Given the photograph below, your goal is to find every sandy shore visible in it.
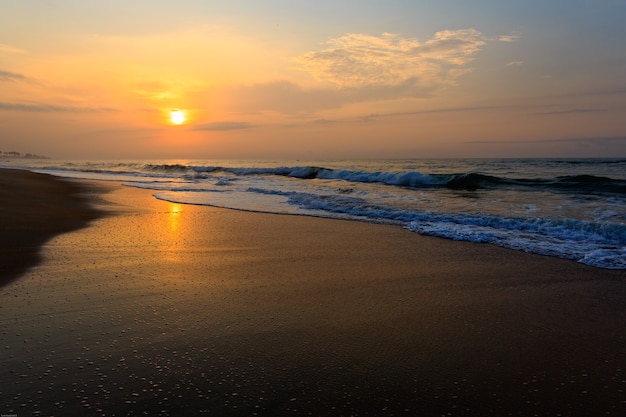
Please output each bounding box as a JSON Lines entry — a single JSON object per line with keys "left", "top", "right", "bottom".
{"left": 0, "top": 169, "right": 105, "bottom": 286}
{"left": 1, "top": 169, "right": 625, "bottom": 416}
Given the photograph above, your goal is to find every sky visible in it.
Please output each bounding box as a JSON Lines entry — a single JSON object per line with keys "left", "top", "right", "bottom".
{"left": 1, "top": 0, "right": 625, "bottom": 159}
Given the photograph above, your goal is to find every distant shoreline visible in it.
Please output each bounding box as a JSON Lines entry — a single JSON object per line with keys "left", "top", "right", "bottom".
{"left": 0, "top": 151, "right": 50, "bottom": 159}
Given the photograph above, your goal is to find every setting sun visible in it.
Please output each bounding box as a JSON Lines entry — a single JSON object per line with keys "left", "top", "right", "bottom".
{"left": 169, "top": 110, "right": 186, "bottom": 125}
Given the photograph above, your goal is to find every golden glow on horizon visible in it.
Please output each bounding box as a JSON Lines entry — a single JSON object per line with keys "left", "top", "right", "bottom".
{"left": 1, "top": 3, "right": 624, "bottom": 159}
{"left": 169, "top": 110, "right": 186, "bottom": 125}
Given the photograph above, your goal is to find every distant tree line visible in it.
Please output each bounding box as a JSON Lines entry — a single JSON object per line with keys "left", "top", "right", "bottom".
{"left": 0, "top": 150, "right": 49, "bottom": 159}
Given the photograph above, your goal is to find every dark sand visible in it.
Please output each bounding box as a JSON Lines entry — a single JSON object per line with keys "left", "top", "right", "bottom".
{"left": 0, "top": 168, "right": 105, "bottom": 285}
{"left": 0, "top": 169, "right": 625, "bottom": 416}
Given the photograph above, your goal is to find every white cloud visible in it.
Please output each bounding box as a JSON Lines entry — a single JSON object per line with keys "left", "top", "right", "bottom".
{"left": 506, "top": 60, "right": 524, "bottom": 67}
{"left": 192, "top": 121, "right": 254, "bottom": 131}
{"left": 226, "top": 29, "right": 521, "bottom": 115}
{"left": 498, "top": 34, "right": 521, "bottom": 42}
{"left": 295, "top": 29, "right": 487, "bottom": 91}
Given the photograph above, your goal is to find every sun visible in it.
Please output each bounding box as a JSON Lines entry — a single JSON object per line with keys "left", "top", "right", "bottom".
{"left": 169, "top": 109, "right": 186, "bottom": 125}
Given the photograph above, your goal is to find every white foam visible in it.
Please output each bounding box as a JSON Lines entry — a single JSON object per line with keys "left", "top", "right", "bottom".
{"left": 154, "top": 185, "right": 626, "bottom": 269}
{"left": 580, "top": 248, "right": 626, "bottom": 269}
{"left": 8, "top": 159, "right": 625, "bottom": 270}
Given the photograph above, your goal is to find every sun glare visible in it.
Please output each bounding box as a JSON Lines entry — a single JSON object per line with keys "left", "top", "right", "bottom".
{"left": 169, "top": 110, "right": 186, "bottom": 125}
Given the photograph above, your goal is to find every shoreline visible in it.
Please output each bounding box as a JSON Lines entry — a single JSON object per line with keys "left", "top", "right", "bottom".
{"left": 0, "top": 168, "right": 109, "bottom": 286}
{"left": 1, "top": 168, "right": 625, "bottom": 416}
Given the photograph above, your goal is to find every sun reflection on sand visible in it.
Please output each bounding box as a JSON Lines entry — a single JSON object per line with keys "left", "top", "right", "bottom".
{"left": 168, "top": 203, "right": 183, "bottom": 232}
{"left": 163, "top": 203, "right": 184, "bottom": 264}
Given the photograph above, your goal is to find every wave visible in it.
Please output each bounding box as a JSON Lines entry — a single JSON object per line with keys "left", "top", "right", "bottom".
{"left": 142, "top": 163, "right": 626, "bottom": 195}
{"left": 446, "top": 173, "right": 626, "bottom": 194}
{"left": 145, "top": 163, "right": 192, "bottom": 173}
{"left": 548, "top": 158, "right": 626, "bottom": 165}
{"left": 27, "top": 158, "right": 624, "bottom": 269}
{"left": 35, "top": 161, "right": 626, "bottom": 196}
{"left": 158, "top": 187, "right": 626, "bottom": 269}
{"left": 265, "top": 187, "right": 626, "bottom": 269}
{"left": 253, "top": 188, "right": 626, "bottom": 242}
{"left": 550, "top": 175, "right": 626, "bottom": 194}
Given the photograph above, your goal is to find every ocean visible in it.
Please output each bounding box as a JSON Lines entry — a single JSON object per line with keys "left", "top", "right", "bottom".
{"left": 3, "top": 158, "right": 625, "bottom": 269}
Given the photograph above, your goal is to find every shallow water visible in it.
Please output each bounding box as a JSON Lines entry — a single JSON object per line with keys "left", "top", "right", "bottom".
{"left": 4, "top": 157, "right": 626, "bottom": 268}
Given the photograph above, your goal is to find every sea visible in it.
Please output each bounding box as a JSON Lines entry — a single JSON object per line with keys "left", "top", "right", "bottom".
{"left": 3, "top": 158, "right": 626, "bottom": 269}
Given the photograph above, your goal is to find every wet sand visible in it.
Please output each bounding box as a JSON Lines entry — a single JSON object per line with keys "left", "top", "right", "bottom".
{"left": 1, "top": 169, "right": 625, "bottom": 416}
{"left": 0, "top": 168, "right": 105, "bottom": 285}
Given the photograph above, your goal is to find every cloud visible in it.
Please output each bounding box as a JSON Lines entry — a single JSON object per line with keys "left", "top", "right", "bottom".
{"left": 341, "top": 104, "right": 505, "bottom": 124}
{"left": 228, "top": 78, "right": 440, "bottom": 115}
{"left": 466, "top": 136, "right": 626, "bottom": 145}
{"left": 498, "top": 34, "right": 521, "bottom": 42}
{"left": 547, "top": 88, "right": 626, "bottom": 99}
{"left": 505, "top": 61, "right": 523, "bottom": 67}
{"left": 295, "top": 29, "right": 488, "bottom": 92}
{"left": 312, "top": 118, "right": 342, "bottom": 125}
{"left": 381, "top": 104, "right": 502, "bottom": 117}
{"left": 225, "top": 29, "right": 519, "bottom": 115}
{"left": 0, "top": 43, "right": 27, "bottom": 54}
{"left": 133, "top": 80, "right": 185, "bottom": 101}
{"left": 0, "top": 101, "right": 116, "bottom": 113}
{"left": 192, "top": 121, "right": 254, "bottom": 131}
{"left": 535, "top": 108, "right": 605, "bottom": 115}
{"left": 284, "top": 104, "right": 506, "bottom": 127}
{"left": 0, "top": 69, "right": 31, "bottom": 82}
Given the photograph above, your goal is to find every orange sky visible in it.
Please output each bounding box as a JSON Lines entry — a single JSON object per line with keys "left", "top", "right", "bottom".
{"left": 1, "top": 1, "right": 625, "bottom": 159}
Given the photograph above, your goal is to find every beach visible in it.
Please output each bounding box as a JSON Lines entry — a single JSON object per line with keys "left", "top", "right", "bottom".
{"left": 1, "top": 169, "right": 625, "bottom": 416}
{"left": 0, "top": 169, "right": 104, "bottom": 286}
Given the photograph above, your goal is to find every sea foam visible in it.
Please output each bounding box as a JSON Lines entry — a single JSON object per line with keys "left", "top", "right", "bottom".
{"left": 7, "top": 157, "right": 625, "bottom": 269}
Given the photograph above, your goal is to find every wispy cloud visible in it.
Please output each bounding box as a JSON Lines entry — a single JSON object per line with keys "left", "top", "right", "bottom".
{"left": 0, "top": 43, "right": 27, "bottom": 54}
{"left": 498, "top": 34, "right": 521, "bottom": 42}
{"left": 133, "top": 80, "right": 185, "bottom": 101}
{"left": 282, "top": 104, "right": 506, "bottom": 127}
{"left": 227, "top": 29, "right": 520, "bottom": 114}
{"left": 535, "top": 108, "right": 605, "bottom": 115}
{"left": 545, "top": 88, "right": 626, "bottom": 99}
{"left": 295, "top": 29, "right": 489, "bottom": 92}
{"left": 0, "top": 101, "right": 116, "bottom": 113}
{"left": 0, "top": 69, "right": 31, "bottom": 82}
{"left": 351, "top": 104, "right": 503, "bottom": 124}
{"left": 192, "top": 121, "right": 254, "bottom": 131}
{"left": 466, "top": 136, "right": 626, "bottom": 145}
{"left": 312, "top": 118, "right": 341, "bottom": 125}
{"left": 229, "top": 78, "right": 445, "bottom": 114}
{"left": 505, "top": 60, "right": 523, "bottom": 67}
